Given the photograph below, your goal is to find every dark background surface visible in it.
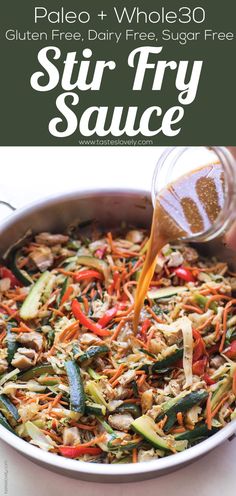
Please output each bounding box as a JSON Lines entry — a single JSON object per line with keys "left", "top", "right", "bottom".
{"left": 1, "top": 0, "right": 236, "bottom": 145}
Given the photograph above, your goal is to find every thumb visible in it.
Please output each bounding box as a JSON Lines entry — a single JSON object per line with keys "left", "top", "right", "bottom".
{"left": 225, "top": 220, "right": 236, "bottom": 250}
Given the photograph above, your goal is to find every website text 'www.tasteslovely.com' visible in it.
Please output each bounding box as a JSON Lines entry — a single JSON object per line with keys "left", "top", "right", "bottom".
{"left": 78, "top": 138, "right": 153, "bottom": 145}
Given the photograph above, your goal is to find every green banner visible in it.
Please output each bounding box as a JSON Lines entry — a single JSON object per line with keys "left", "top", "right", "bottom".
{"left": 1, "top": 0, "right": 236, "bottom": 145}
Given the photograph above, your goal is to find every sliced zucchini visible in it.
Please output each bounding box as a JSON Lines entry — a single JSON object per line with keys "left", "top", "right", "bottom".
{"left": 85, "top": 380, "right": 108, "bottom": 409}
{"left": 8, "top": 250, "right": 33, "bottom": 286}
{"left": 85, "top": 402, "right": 106, "bottom": 416}
{"left": 157, "top": 390, "right": 208, "bottom": 432}
{"left": 77, "top": 345, "right": 109, "bottom": 365}
{"left": 115, "top": 402, "right": 141, "bottom": 419}
{"left": 0, "top": 411, "right": 16, "bottom": 434}
{"left": 147, "top": 286, "right": 188, "bottom": 301}
{"left": 0, "top": 394, "right": 19, "bottom": 427}
{"left": 210, "top": 376, "right": 232, "bottom": 412}
{"left": 175, "top": 423, "right": 219, "bottom": 442}
{"left": 19, "top": 364, "right": 55, "bottom": 381}
{"left": 19, "top": 271, "right": 51, "bottom": 320}
{"left": 131, "top": 415, "right": 187, "bottom": 452}
{"left": 152, "top": 348, "right": 183, "bottom": 373}
{"left": 6, "top": 324, "right": 18, "bottom": 364}
{"left": 65, "top": 361, "right": 85, "bottom": 415}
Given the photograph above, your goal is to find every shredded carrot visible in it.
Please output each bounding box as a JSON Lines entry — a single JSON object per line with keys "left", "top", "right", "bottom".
{"left": 109, "top": 319, "right": 126, "bottom": 342}
{"left": 146, "top": 306, "right": 165, "bottom": 323}
{"left": 74, "top": 433, "right": 106, "bottom": 448}
{"left": 206, "top": 392, "right": 212, "bottom": 430}
{"left": 156, "top": 415, "right": 167, "bottom": 430}
{"left": 42, "top": 429, "right": 63, "bottom": 444}
{"left": 132, "top": 448, "right": 138, "bottom": 463}
{"left": 233, "top": 369, "right": 236, "bottom": 397}
{"left": 215, "top": 320, "right": 221, "bottom": 340}
{"left": 122, "top": 398, "right": 141, "bottom": 404}
{"left": 211, "top": 393, "right": 230, "bottom": 418}
{"left": 123, "top": 281, "right": 137, "bottom": 304}
{"left": 73, "top": 423, "right": 97, "bottom": 431}
{"left": 146, "top": 328, "right": 155, "bottom": 350}
{"left": 137, "top": 373, "right": 146, "bottom": 388}
{"left": 205, "top": 294, "right": 231, "bottom": 309}
{"left": 57, "top": 320, "right": 80, "bottom": 342}
{"left": 109, "top": 364, "right": 126, "bottom": 385}
{"left": 49, "top": 308, "right": 65, "bottom": 317}
{"left": 177, "top": 412, "right": 183, "bottom": 426}
{"left": 171, "top": 427, "right": 186, "bottom": 434}
{"left": 20, "top": 321, "right": 33, "bottom": 332}
{"left": 0, "top": 330, "right": 6, "bottom": 343}
{"left": 195, "top": 315, "right": 214, "bottom": 333}
{"left": 220, "top": 299, "right": 236, "bottom": 351}
{"left": 182, "top": 304, "right": 203, "bottom": 314}
{"left": 116, "top": 303, "right": 134, "bottom": 318}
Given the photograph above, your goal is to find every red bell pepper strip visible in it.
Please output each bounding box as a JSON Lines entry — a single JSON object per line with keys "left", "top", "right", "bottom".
{"left": 193, "top": 338, "right": 206, "bottom": 362}
{"left": 98, "top": 306, "right": 118, "bottom": 327}
{"left": 61, "top": 286, "right": 73, "bottom": 305}
{"left": 192, "top": 356, "right": 207, "bottom": 376}
{"left": 0, "top": 266, "right": 21, "bottom": 288}
{"left": 203, "top": 373, "right": 216, "bottom": 385}
{"left": 74, "top": 270, "right": 103, "bottom": 283}
{"left": 59, "top": 446, "right": 102, "bottom": 459}
{"left": 174, "top": 267, "right": 195, "bottom": 283}
{"left": 223, "top": 340, "right": 236, "bottom": 360}
{"left": 71, "top": 299, "right": 110, "bottom": 337}
{"left": 207, "top": 343, "right": 220, "bottom": 355}
{"left": 140, "top": 319, "right": 152, "bottom": 337}
{"left": 193, "top": 328, "right": 207, "bottom": 361}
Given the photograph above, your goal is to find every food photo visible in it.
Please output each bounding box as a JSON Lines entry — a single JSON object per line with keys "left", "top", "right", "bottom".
{"left": 0, "top": 146, "right": 236, "bottom": 484}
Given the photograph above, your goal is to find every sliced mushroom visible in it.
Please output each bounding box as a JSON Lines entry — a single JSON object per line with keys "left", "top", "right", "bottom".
{"left": 182, "top": 246, "right": 199, "bottom": 263}
{"left": 125, "top": 230, "right": 144, "bottom": 244}
{"left": 12, "top": 347, "right": 37, "bottom": 369}
{"left": 210, "top": 355, "right": 225, "bottom": 369}
{"left": 0, "top": 278, "right": 11, "bottom": 292}
{"left": 0, "top": 358, "right": 8, "bottom": 374}
{"left": 63, "top": 427, "right": 81, "bottom": 446}
{"left": 108, "top": 413, "right": 133, "bottom": 432}
{"left": 118, "top": 370, "right": 136, "bottom": 386}
{"left": 35, "top": 232, "right": 69, "bottom": 246}
{"left": 79, "top": 333, "right": 102, "bottom": 346}
{"left": 16, "top": 332, "right": 43, "bottom": 352}
{"left": 29, "top": 246, "right": 53, "bottom": 271}
{"left": 167, "top": 251, "right": 184, "bottom": 268}
{"left": 141, "top": 389, "right": 153, "bottom": 413}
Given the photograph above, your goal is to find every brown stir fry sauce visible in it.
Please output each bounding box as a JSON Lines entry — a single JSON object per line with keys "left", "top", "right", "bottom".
{"left": 134, "top": 163, "right": 225, "bottom": 329}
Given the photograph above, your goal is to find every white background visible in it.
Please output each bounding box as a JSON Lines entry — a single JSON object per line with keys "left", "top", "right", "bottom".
{"left": 0, "top": 146, "right": 235, "bottom": 495}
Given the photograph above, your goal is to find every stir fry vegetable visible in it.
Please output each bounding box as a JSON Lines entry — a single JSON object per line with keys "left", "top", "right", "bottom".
{"left": 0, "top": 228, "right": 236, "bottom": 464}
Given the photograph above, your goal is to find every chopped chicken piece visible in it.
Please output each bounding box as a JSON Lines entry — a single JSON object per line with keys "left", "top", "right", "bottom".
{"left": 63, "top": 427, "right": 81, "bottom": 446}
{"left": 29, "top": 246, "right": 53, "bottom": 271}
{"left": 182, "top": 247, "right": 199, "bottom": 263}
{"left": 119, "top": 370, "right": 136, "bottom": 386}
{"left": 79, "top": 333, "right": 102, "bottom": 345}
{"left": 0, "top": 358, "right": 8, "bottom": 374}
{"left": 210, "top": 355, "right": 225, "bottom": 369}
{"left": 108, "top": 413, "right": 133, "bottom": 431}
{"left": 126, "top": 230, "right": 144, "bottom": 244}
{"left": 17, "top": 332, "right": 43, "bottom": 352}
{"left": 12, "top": 347, "right": 37, "bottom": 369}
{"left": 167, "top": 251, "right": 184, "bottom": 267}
{"left": 0, "top": 278, "right": 11, "bottom": 292}
{"left": 35, "top": 233, "right": 69, "bottom": 246}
